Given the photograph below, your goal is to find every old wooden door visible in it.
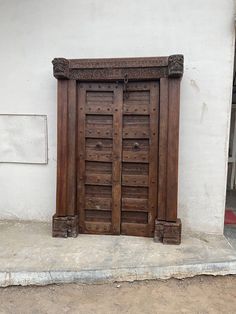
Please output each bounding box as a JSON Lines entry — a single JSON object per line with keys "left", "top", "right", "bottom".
{"left": 77, "top": 81, "right": 159, "bottom": 237}
{"left": 52, "top": 55, "right": 183, "bottom": 244}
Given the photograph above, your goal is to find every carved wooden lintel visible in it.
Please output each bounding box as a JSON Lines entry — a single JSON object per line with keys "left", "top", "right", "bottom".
{"left": 52, "top": 55, "right": 184, "bottom": 81}
{"left": 52, "top": 215, "right": 79, "bottom": 238}
{"left": 154, "top": 219, "right": 182, "bottom": 245}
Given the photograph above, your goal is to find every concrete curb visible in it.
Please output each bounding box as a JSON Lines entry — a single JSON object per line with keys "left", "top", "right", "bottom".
{"left": 1, "top": 261, "right": 236, "bottom": 287}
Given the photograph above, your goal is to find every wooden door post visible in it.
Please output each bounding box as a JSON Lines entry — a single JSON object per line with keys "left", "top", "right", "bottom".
{"left": 52, "top": 62, "right": 78, "bottom": 237}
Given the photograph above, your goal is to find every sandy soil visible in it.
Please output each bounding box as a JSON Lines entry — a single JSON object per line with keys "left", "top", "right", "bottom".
{"left": 0, "top": 276, "right": 236, "bottom": 314}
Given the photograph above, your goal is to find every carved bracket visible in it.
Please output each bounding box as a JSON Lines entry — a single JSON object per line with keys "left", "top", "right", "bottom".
{"left": 52, "top": 215, "right": 79, "bottom": 238}
{"left": 154, "top": 219, "right": 182, "bottom": 244}
{"left": 52, "top": 55, "right": 184, "bottom": 80}
{"left": 52, "top": 58, "right": 69, "bottom": 79}
{"left": 168, "top": 55, "right": 184, "bottom": 78}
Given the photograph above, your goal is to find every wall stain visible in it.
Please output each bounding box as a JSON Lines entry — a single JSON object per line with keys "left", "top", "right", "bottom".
{"left": 190, "top": 79, "right": 200, "bottom": 92}
{"left": 204, "top": 183, "right": 210, "bottom": 207}
{"left": 200, "top": 102, "right": 208, "bottom": 123}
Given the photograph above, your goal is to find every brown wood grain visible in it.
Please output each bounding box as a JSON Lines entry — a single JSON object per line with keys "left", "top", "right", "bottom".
{"left": 120, "top": 82, "right": 158, "bottom": 237}
{"left": 77, "top": 84, "right": 86, "bottom": 231}
{"left": 148, "top": 82, "right": 159, "bottom": 236}
{"left": 111, "top": 84, "right": 123, "bottom": 234}
{"left": 85, "top": 173, "right": 112, "bottom": 185}
{"left": 67, "top": 80, "right": 77, "bottom": 216}
{"left": 121, "top": 223, "right": 149, "bottom": 237}
{"left": 122, "top": 198, "right": 148, "bottom": 212}
{"left": 166, "top": 79, "right": 180, "bottom": 221}
{"left": 85, "top": 197, "right": 112, "bottom": 210}
{"left": 56, "top": 80, "right": 68, "bottom": 216}
{"left": 123, "top": 115, "right": 149, "bottom": 139}
{"left": 158, "top": 78, "right": 169, "bottom": 220}
{"left": 84, "top": 221, "right": 112, "bottom": 234}
{"left": 122, "top": 175, "right": 148, "bottom": 187}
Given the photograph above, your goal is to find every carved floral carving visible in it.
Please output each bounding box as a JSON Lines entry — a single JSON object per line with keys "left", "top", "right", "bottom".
{"left": 52, "top": 58, "right": 69, "bottom": 79}
{"left": 168, "top": 55, "right": 184, "bottom": 78}
{"left": 70, "top": 57, "right": 168, "bottom": 69}
{"left": 69, "top": 67, "right": 167, "bottom": 81}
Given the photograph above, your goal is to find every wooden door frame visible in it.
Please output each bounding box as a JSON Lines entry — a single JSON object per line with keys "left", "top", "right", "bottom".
{"left": 52, "top": 55, "right": 184, "bottom": 244}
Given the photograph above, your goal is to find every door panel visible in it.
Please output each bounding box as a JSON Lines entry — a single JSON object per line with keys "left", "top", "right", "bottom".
{"left": 78, "top": 81, "right": 159, "bottom": 237}
{"left": 85, "top": 91, "right": 114, "bottom": 114}
{"left": 123, "top": 115, "right": 150, "bottom": 138}
{"left": 121, "top": 82, "right": 159, "bottom": 237}
{"left": 122, "top": 163, "right": 149, "bottom": 186}
{"left": 85, "top": 139, "right": 113, "bottom": 162}
{"left": 122, "top": 139, "right": 149, "bottom": 162}
{"left": 78, "top": 83, "right": 121, "bottom": 235}
{"left": 85, "top": 115, "right": 113, "bottom": 138}
{"left": 123, "top": 90, "right": 150, "bottom": 114}
{"left": 85, "top": 162, "right": 112, "bottom": 185}
{"left": 122, "top": 198, "right": 148, "bottom": 211}
{"left": 121, "top": 211, "right": 148, "bottom": 224}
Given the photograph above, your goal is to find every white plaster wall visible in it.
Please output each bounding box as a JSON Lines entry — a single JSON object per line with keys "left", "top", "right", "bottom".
{"left": 0, "top": 0, "right": 235, "bottom": 233}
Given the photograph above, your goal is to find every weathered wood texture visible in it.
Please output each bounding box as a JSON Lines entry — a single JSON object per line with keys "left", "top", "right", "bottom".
{"left": 52, "top": 55, "right": 183, "bottom": 81}
{"left": 52, "top": 55, "right": 183, "bottom": 244}
{"left": 154, "top": 219, "right": 182, "bottom": 245}
{"left": 53, "top": 80, "right": 78, "bottom": 238}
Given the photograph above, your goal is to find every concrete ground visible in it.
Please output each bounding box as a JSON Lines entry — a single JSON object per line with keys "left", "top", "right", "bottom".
{"left": 0, "top": 276, "right": 236, "bottom": 314}
{"left": 224, "top": 225, "right": 236, "bottom": 249}
{"left": 224, "top": 188, "right": 236, "bottom": 249}
{"left": 1, "top": 220, "right": 236, "bottom": 286}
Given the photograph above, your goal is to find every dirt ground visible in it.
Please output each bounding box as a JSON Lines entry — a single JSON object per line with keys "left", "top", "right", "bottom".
{"left": 0, "top": 276, "right": 236, "bottom": 314}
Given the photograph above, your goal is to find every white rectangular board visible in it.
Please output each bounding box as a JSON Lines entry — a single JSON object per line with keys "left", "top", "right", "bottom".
{"left": 0, "top": 115, "right": 48, "bottom": 164}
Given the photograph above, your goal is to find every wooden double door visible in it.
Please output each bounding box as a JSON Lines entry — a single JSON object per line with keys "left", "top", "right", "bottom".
{"left": 77, "top": 81, "right": 159, "bottom": 237}
{"left": 52, "top": 55, "right": 183, "bottom": 243}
